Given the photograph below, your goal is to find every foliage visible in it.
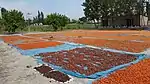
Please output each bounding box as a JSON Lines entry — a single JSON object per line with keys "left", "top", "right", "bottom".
{"left": 82, "top": 0, "right": 102, "bottom": 28}
{"left": 82, "top": 0, "right": 147, "bottom": 28}
{"left": 23, "top": 25, "right": 54, "bottom": 32}
{"left": 45, "top": 13, "right": 70, "bottom": 31}
{"left": 38, "top": 11, "right": 41, "bottom": 24}
{"left": 1, "top": 8, "right": 25, "bottom": 33}
{"left": 66, "top": 23, "right": 95, "bottom": 29}
{"left": 1, "top": 8, "right": 7, "bottom": 19}
{"left": 147, "top": 2, "right": 150, "bottom": 20}
{"left": 79, "top": 17, "right": 87, "bottom": 23}
{"left": 41, "top": 12, "right": 44, "bottom": 24}
{"left": 71, "top": 19, "right": 78, "bottom": 23}
{"left": 33, "top": 11, "right": 44, "bottom": 25}
{"left": 26, "top": 18, "right": 32, "bottom": 25}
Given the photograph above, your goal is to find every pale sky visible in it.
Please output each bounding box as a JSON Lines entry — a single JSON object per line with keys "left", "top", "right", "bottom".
{"left": 0, "top": 0, "right": 85, "bottom": 19}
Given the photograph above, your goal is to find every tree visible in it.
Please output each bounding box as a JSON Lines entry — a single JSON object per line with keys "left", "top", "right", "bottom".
{"left": 0, "top": 7, "right": 7, "bottom": 30}
{"left": 0, "top": 18, "right": 4, "bottom": 31}
{"left": 41, "top": 12, "right": 44, "bottom": 24}
{"left": 33, "top": 16, "right": 38, "bottom": 25}
{"left": 45, "top": 13, "right": 70, "bottom": 31}
{"left": 82, "top": 0, "right": 102, "bottom": 28}
{"left": 82, "top": 0, "right": 143, "bottom": 27}
{"left": 37, "top": 11, "right": 41, "bottom": 24}
{"left": 26, "top": 18, "right": 32, "bottom": 25}
{"left": 59, "top": 15, "right": 70, "bottom": 30}
{"left": 71, "top": 19, "right": 78, "bottom": 23}
{"left": 33, "top": 11, "right": 45, "bottom": 25}
{"left": 1, "top": 7, "right": 7, "bottom": 19}
{"left": 79, "top": 17, "right": 87, "bottom": 23}
{"left": 147, "top": 2, "right": 150, "bottom": 20}
{"left": 2, "top": 9, "right": 25, "bottom": 32}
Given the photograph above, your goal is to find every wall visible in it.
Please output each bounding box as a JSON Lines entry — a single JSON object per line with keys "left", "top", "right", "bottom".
{"left": 140, "top": 15, "right": 148, "bottom": 26}
{"left": 108, "top": 15, "right": 148, "bottom": 26}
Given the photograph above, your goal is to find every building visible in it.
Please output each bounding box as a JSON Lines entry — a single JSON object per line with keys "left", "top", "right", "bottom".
{"left": 104, "top": 15, "right": 148, "bottom": 27}
{"left": 102, "top": 0, "right": 149, "bottom": 27}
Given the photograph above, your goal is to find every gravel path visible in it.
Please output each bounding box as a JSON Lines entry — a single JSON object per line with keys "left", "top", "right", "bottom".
{"left": 0, "top": 42, "right": 92, "bottom": 84}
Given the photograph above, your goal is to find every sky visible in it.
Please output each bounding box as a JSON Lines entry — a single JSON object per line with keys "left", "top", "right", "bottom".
{"left": 0, "top": 0, "right": 85, "bottom": 19}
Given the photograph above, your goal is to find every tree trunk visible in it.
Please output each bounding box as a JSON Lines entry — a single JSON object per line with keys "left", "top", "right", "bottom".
{"left": 93, "top": 20, "right": 98, "bottom": 28}
{"left": 97, "top": 20, "right": 100, "bottom": 29}
{"left": 54, "top": 26, "right": 58, "bottom": 31}
{"left": 112, "top": 17, "right": 114, "bottom": 28}
{"left": 106, "top": 18, "right": 108, "bottom": 27}
{"left": 61, "top": 27, "right": 63, "bottom": 30}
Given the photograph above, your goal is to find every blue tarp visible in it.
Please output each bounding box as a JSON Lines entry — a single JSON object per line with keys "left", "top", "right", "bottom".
{"left": 0, "top": 38, "right": 3, "bottom": 42}
{"left": 0, "top": 39, "right": 4, "bottom": 43}
{"left": 8, "top": 42, "right": 146, "bottom": 79}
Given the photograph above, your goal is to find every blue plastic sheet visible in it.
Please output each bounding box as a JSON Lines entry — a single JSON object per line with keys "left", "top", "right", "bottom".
{"left": 0, "top": 39, "right": 3, "bottom": 42}
{"left": 8, "top": 42, "right": 146, "bottom": 79}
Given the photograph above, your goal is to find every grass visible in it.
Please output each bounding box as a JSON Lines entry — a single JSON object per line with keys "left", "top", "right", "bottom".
{"left": 23, "top": 25, "right": 54, "bottom": 32}
{"left": 65, "top": 23, "right": 95, "bottom": 29}
{"left": 22, "top": 23, "right": 96, "bottom": 32}
{"left": 0, "top": 23, "right": 145, "bottom": 34}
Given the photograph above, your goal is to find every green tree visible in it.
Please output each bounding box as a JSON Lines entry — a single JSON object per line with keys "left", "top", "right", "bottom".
{"left": 2, "top": 9, "right": 25, "bottom": 32}
{"left": 45, "top": 13, "right": 70, "bottom": 31}
{"left": 37, "top": 11, "right": 41, "bottom": 25}
{"left": 41, "top": 12, "right": 44, "bottom": 24}
{"left": 26, "top": 19, "right": 32, "bottom": 25}
{"left": 82, "top": 0, "right": 102, "bottom": 28}
{"left": 71, "top": 19, "right": 78, "bottom": 23}
{"left": 0, "top": 7, "right": 7, "bottom": 30}
{"left": 59, "top": 15, "right": 70, "bottom": 30}
{"left": 33, "top": 16, "right": 38, "bottom": 24}
{"left": 0, "top": 18, "right": 4, "bottom": 32}
{"left": 147, "top": 2, "right": 150, "bottom": 20}
{"left": 1, "top": 7, "right": 7, "bottom": 19}
{"left": 33, "top": 11, "right": 45, "bottom": 25}
{"left": 82, "top": 0, "right": 142, "bottom": 27}
{"left": 79, "top": 17, "right": 87, "bottom": 23}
